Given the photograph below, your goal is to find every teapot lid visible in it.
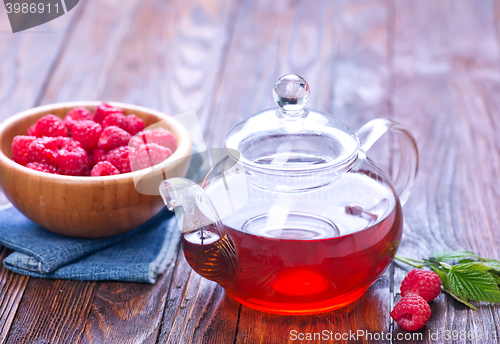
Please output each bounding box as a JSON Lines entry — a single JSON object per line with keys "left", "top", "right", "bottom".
{"left": 224, "top": 74, "right": 359, "bottom": 174}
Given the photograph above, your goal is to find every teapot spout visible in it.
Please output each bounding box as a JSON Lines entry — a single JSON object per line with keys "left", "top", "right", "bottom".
{"left": 159, "top": 178, "right": 239, "bottom": 285}
{"left": 160, "top": 178, "right": 223, "bottom": 233}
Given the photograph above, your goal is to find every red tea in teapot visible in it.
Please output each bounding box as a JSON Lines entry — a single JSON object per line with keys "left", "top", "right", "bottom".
{"left": 182, "top": 191, "right": 403, "bottom": 315}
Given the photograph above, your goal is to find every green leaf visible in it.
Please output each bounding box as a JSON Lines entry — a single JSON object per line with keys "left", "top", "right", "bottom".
{"left": 484, "top": 262, "right": 500, "bottom": 274}
{"left": 452, "top": 262, "right": 492, "bottom": 272}
{"left": 430, "top": 250, "right": 477, "bottom": 262}
{"left": 492, "top": 274, "right": 500, "bottom": 285}
{"left": 441, "top": 288, "right": 478, "bottom": 310}
{"left": 423, "top": 257, "right": 442, "bottom": 269}
{"left": 480, "top": 258, "right": 500, "bottom": 263}
{"left": 447, "top": 264, "right": 500, "bottom": 303}
{"left": 444, "top": 289, "right": 479, "bottom": 310}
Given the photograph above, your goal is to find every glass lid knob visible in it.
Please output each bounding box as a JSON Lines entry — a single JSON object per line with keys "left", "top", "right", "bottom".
{"left": 273, "top": 74, "right": 310, "bottom": 114}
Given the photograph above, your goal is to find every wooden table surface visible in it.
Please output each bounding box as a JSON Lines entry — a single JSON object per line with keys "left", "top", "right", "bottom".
{"left": 1, "top": 0, "right": 500, "bottom": 343}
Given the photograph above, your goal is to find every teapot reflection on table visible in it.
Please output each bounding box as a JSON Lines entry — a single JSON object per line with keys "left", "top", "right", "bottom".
{"left": 160, "top": 74, "right": 418, "bottom": 315}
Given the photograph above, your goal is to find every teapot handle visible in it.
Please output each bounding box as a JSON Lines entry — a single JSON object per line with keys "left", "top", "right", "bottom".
{"left": 356, "top": 119, "right": 418, "bottom": 206}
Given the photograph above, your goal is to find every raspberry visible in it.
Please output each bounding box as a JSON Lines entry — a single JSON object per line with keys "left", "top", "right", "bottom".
{"left": 27, "top": 137, "right": 59, "bottom": 165}
{"left": 91, "top": 161, "right": 120, "bottom": 176}
{"left": 130, "top": 143, "right": 172, "bottom": 171}
{"left": 63, "top": 107, "right": 93, "bottom": 131}
{"left": 55, "top": 137, "right": 83, "bottom": 150}
{"left": 401, "top": 269, "right": 442, "bottom": 301}
{"left": 130, "top": 128, "right": 177, "bottom": 153}
{"left": 391, "top": 295, "right": 431, "bottom": 331}
{"left": 102, "top": 113, "right": 132, "bottom": 133}
{"left": 93, "top": 149, "right": 108, "bottom": 165}
{"left": 93, "top": 103, "right": 123, "bottom": 124}
{"left": 125, "top": 115, "right": 144, "bottom": 135}
{"left": 106, "top": 146, "right": 134, "bottom": 173}
{"left": 26, "top": 124, "right": 37, "bottom": 136}
{"left": 98, "top": 126, "right": 131, "bottom": 151}
{"left": 56, "top": 145, "right": 90, "bottom": 176}
{"left": 26, "top": 137, "right": 89, "bottom": 176}
{"left": 34, "top": 114, "right": 68, "bottom": 137}
{"left": 71, "top": 120, "right": 103, "bottom": 151}
{"left": 26, "top": 162, "right": 58, "bottom": 174}
{"left": 27, "top": 137, "right": 85, "bottom": 166}
{"left": 12, "top": 135, "right": 37, "bottom": 166}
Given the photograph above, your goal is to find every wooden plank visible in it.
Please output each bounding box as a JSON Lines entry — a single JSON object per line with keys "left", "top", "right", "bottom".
{"left": 329, "top": 0, "right": 392, "bottom": 172}
{"left": 0, "top": 1, "right": 83, "bottom": 120}
{"left": 79, "top": 254, "right": 179, "bottom": 344}
{"left": 156, "top": 252, "right": 240, "bottom": 344}
{"left": 204, "top": 0, "right": 340, "bottom": 147}
{"left": 38, "top": 0, "right": 145, "bottom": 104}
{"left": 476, "top": 76, "right": 500, "bottom": 344}
{"left": 0, "top": 248, "right": 29, "bottom": 344}
{"left": 391, "top": 0, "right": 500, "bottom": 342}
{"left": 4, "top": 279, "right": 95, "bottom": 344}
{"left": 389, "top": 10, "right": 453, "bottom": 342}
{"left": 330, "top": 0, "right": 390, "bottom": 126}
{"left": 41, "top": 0, "right": 236, "bottom": 132}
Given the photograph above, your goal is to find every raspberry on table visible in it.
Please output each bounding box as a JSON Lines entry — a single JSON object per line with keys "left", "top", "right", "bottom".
{"left": 401, "top": 269, "right": 442, "bottom": 302}
{"left": 130, "top": 128, "right": 177, "bottom": 153}
{"left": 12, "top": 135, "right": 37, "bottom": 166}
{"left": 55, "top": 145, "right": 90, "bottom": 176}
{"left": 26, "top": 162, "right": 58, "bottom": 174}
{"left": 98, "top": 126, "right": 132, "bottom": 151}
{"left": 91, "top": 161, "right": 120, "bottom": 176}
{"left": 93, "top": 149, "right": 108, "bottom": 165}
{"left": 93, "top": 103, "right": 124, "bottom": 124}
{"left": 71, "top": 120, "right": 103, "bottom": 151}
{"left": 125, "top": 115, "right": 145, "bottom": 135}
{"left": 102, "top": 113, "right": 133, "bottom": 133}
{"left": 130, "top": 143, "right": 172, "bottom": 171}
{"left": 106, "top": 146, "right": 134, "bottom": 173}
{"left": 34, "top": 114, "right": 68, "bottom": 137}
{"left": 63, "top": 107, "right": 93, "bottom": 131}
{"left": 391, "top": 295, "right": 431, "bottom": 331}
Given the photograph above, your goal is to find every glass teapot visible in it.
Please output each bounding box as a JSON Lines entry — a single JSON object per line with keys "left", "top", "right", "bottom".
{"left": 160, "top": 74, "right": 418, "bottom": 315}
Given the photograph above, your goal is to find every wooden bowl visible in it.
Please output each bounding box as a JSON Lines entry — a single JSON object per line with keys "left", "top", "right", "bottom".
{"left": 0, "top": 101, "right": 192, "bottom": 238}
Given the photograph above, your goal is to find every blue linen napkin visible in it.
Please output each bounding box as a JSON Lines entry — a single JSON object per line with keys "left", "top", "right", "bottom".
{"left": 0, "top": 150, "right": 210, "bottom": 283}
{"left": 0, "top": 206, "right": 179, "bottom": 283}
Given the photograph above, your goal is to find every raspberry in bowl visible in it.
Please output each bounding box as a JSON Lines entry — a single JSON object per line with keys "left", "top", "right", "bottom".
{"left": 0, "top": 102, "right": 192, "bottom": 238}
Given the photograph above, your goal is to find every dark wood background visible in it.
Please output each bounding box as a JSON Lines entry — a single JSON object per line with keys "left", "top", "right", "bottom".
{"left": 1, "top": 0, "right": 500, "bottom": 343}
